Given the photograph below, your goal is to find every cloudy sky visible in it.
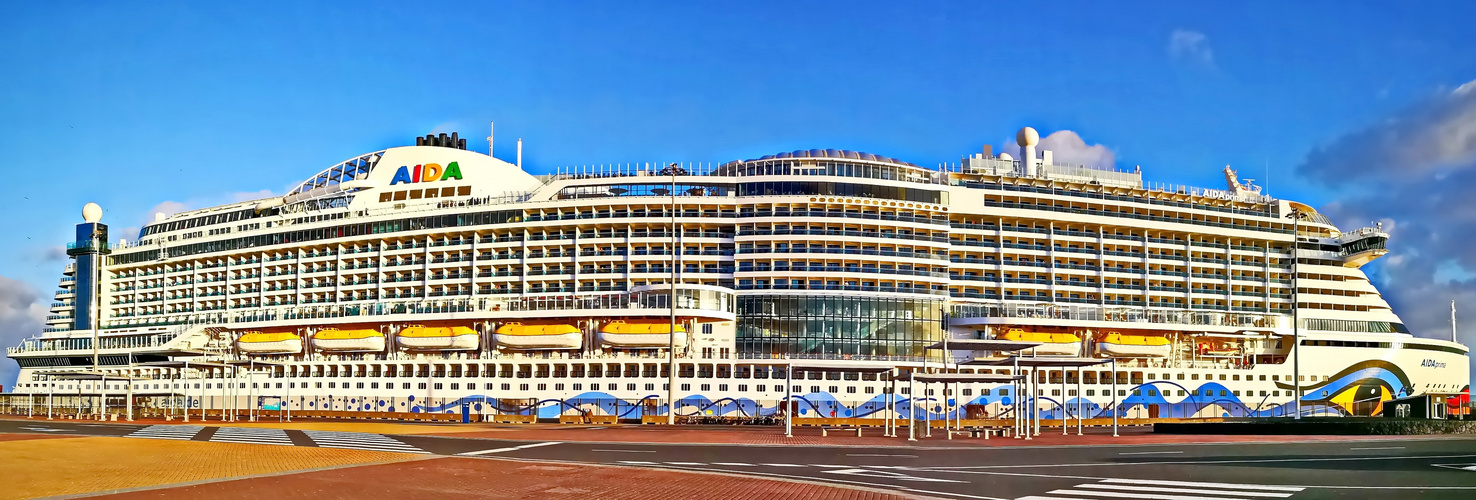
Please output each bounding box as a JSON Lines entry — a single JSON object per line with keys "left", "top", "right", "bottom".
{"left": 1, "top": 1, "right": 1475, "bottom": 387}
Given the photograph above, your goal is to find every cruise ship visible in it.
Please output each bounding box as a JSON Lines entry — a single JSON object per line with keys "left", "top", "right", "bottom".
{"left": 5, "top": 126, "right": 1470, "bottom": 422}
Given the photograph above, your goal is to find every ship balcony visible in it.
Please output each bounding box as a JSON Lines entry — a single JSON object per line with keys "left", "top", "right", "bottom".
{"left": 949, "top": 300, "right": 1282, "bottom": 332}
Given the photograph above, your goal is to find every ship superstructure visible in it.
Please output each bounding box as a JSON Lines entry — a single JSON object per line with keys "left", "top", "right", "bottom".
{"left": 7, "top": 127, "right": 1469, "bottom": 421}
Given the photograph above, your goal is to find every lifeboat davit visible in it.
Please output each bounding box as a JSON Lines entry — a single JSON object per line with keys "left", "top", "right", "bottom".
{"left": 397, "top": 325, "right": 480, "bottom": 350}
{"left": 312, "top": 328, "right": 386, "bottom": 352}
{"left": 1196, "top": 341, "right": 1239, "bottom": 357}
{"left": 494, "top": 322, "right": 582, "bottom": 349}
{"left": 236, "top": 331, "right": 302, "bottom": 354}
{"left": 1096, "top": 332, "right": 1171, "bottom": 358}
{"left": 998, "top": 328, "right": 1081, "bottom": 356}
{"left": 599, "top": 320, "right": 686, "bottom": 348}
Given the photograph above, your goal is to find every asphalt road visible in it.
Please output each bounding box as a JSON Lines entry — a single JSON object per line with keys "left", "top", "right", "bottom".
{"left": 5, "top": 419, "right": 1476, "bottom": 499}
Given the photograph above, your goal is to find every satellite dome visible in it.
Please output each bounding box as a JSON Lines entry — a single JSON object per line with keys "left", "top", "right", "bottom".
{"left": 155, "top": 212, "right": 167, "bottom": 222}
{"left": 1016, "top": 127, "right": 1040, "bottom": 147}
{"left": 998, "top": 152, "right": 1014, "bottom": 161}
{"left": 82, "top": 203, "right": 103, "bottom": 223}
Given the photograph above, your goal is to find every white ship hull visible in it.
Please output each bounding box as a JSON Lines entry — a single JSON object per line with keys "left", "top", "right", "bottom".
{"left": 9, "top": 128, "right": 1470, "bottom": 423}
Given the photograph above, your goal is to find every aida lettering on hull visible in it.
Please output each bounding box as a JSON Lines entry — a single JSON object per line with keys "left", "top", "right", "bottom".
{"left": 389, "top": 162, "right": 464, "bottom": 185}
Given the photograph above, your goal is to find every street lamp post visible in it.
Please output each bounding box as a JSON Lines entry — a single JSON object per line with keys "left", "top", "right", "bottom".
{"left": 666, "top": 163, "right": 679, "bottom": 426}
{"left": 1287, "top": 208, "right": 1302, "bottom": 420}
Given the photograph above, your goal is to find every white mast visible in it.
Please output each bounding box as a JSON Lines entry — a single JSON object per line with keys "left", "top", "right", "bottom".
{"left": 487, "top": 121, "right": 494, "bottom": 158}
{"left": 1453, "top": 300, "right": 1459, "bottom": 343}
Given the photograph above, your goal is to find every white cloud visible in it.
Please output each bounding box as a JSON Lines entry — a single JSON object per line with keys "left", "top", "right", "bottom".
{"left": 1302, "top": 79, "right": 1476, "bottom": 185}
{"left": 1002, "top": 130, "right": 1116, "bottom": 169}
{"left": 0, "top": 275, "right": 47, "bottom": 391}
{"left": 1299, "top": 78, "right": 1476, "bottom": 385}
{"left": 1168, "top": 29, "right": 1214, "bottom": 67}
{"left": 144, "top": 201, "right": 190, "bottom": 224}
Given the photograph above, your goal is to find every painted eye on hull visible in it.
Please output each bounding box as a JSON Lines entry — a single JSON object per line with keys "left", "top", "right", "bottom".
{"left": 1327, "top": 378, "right": 1392, "bottom": 416}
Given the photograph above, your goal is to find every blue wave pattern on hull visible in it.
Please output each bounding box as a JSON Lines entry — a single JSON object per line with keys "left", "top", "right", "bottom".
{"left": 376, "top": 375, "right": 1384, "bottom": 419}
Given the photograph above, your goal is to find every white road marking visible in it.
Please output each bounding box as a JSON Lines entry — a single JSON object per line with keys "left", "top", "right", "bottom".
{"left": 1045, "top": 489, "right": 1253, "bottom": 500}
{"left": 847, "top": 453, "right": 917, "bottom": 458}
{"left": 304, "top": 430, "right": 427, "bottom": 454}
{"left": 1117, "top": 451, "right": 1184, "bottom": 456}
{"left": 1431, "top": 463, "right": 1476, "bottom": 472}
{"left": 459, "top": 441, "right": 562, "bottom": 456}
{"left": 126, "top": 425, "right": 203, "bottom": 440}
{"left": 210, "top": 427, "right": 292, "bottom": 446}
{"left": 763, "top": 463, "right": 807, "bottom": 467}
{"left": 822, "top": 468, "right": 966, "bottom": 483}
{"left": 712, "top": 462, "right": 755, "bottom": 466}
{"left": 1075, "top": 483, "right": 1293, "bottom": 497}
{"left": 591, "top": 449, "right": 655, "bottom": 453}
{"left": 617, "top": 460, "right": 656, "bottom": 465}
{"left": 919, "top": 453, "right": 1476, "bottom": 470}
{"left": 19, "top": 427, "right": 70, "bottom": 432}
{"left": 1099, "top": 479, "right": 1304, "bottom": 492}
{"left": 665, "top": 461, "right": 706, "bottom": 466}
{"left": 1350, "top": 446, "right": 1405, "bottom": 451}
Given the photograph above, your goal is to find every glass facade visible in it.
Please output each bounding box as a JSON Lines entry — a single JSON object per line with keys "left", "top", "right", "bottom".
{"left": 737, "top": 181, "right": 945, "bottom": 204}
{"left": 735, "top": 294, "right": 943, "bottom": 361}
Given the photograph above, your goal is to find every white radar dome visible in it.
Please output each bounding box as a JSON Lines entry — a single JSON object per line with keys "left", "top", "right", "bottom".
{"left": 998, "top": 152, "right": 1014, "bottom": 161}
{"left": 1016, "top": 127, "right": 1040, "bottom": 147}
{"left": 155, "top": 212, "right": 167, "bottom": 222}
{"left": 82, "top": 203, "right": 103, "bottom": 223}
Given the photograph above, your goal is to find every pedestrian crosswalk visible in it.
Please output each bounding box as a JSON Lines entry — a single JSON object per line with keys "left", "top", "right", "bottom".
{"left": 126, "top": 425, "right": 203, "bottom": 440}
{"left": 210, "top": 427, "right": 293, "bottom": 446}
{"left": 303, "top": 430, "right": 427, "bottom": 454}
{"left": 1015, "top": 478, "right": 1306, "bottom": 500}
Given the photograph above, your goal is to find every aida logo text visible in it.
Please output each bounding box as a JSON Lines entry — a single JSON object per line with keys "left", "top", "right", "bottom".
{"left": 1421, "top": 359, "right": 1447, "bottom": 368}
{"left": 390, "top": 162, "right": 464, "bottom": 185}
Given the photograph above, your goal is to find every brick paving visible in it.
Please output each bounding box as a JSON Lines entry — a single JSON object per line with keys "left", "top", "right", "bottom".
{"left": 4, "top": 414, "right": 1455, "bottom": 448}
{"left": 0, "top": 432, "right": 72, "bottom": 442}
{"left": 94, "top": 457, "right": 918, "bottom": 500}
{"left": 0, "top": 435, "right": 415, "bottom": 500}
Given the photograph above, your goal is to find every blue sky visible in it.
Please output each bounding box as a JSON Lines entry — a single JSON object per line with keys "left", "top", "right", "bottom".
{"left": 3, "top": 2, "right": 1476, "bottom": 387}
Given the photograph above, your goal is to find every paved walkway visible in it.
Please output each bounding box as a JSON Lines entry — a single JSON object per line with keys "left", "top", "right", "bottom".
{"left": 5, "top": 415, "right": 1452, "bottom": 448}
{"left": 0, "top": 432, "right": 917, "bottom": 499}
{"left": 0, "top": 433, "right": 413, "bottom": 500}
{"left": 90, "top": 456, "right": 917, "bottom": 499}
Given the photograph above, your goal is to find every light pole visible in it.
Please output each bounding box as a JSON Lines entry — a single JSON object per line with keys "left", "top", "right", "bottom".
{"left": 666, "top": 163, "right": 679, "bottom": 426}
{"left": 1286, "top": 208, "right": 1301, "bottom": 420}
